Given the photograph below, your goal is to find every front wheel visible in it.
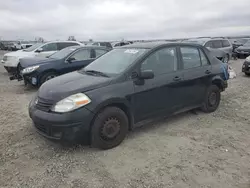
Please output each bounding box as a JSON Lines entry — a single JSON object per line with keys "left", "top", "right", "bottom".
{"left": 39, "top": 72, "right": 57, "bottom": 86}
{"left": 91, "top": 107, "right": 129, "bottom": 150}
{"left": 201, "top": 85, "right": 221, "bottom": 113}
{"left": 245, "top": 72, "right": 250, "bottom": 76}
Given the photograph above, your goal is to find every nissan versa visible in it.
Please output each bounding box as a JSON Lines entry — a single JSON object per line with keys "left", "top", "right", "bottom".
{"left": 29, "top": 42, "right": 229, "bottom": 149}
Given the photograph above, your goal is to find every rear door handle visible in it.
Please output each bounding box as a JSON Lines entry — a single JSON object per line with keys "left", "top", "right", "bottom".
{"left": 205, "top": 70, "right": 211, "bottom": 74}
{"left": 173, "top": 76, "right": 182, "bottom": 81}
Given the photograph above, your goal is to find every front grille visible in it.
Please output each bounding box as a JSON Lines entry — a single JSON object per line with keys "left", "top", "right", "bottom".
{"left": 34, "top": 123, "right": 51, "bottom": 136}
{"left": 36, "top": 97, "right": 54, "bottom": 112}
{"left": 34, "top": 123, "right": 47, "bottom": 134}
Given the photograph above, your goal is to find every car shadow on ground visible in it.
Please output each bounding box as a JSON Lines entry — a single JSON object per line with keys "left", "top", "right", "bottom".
{"left": 38, "top": 109, "right": 200, "bottom": 152}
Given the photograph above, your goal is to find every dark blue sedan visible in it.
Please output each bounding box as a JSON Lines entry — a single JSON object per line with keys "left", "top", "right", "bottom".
{"left": 14, "top": 46, "right": 110, "bottom": 86}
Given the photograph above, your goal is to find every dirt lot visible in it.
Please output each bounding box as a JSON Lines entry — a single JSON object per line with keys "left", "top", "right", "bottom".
{"left": 0, "top": 50, "right": 250, "bottom": 188}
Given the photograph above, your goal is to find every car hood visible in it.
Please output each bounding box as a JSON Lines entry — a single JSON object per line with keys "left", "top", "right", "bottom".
{"left": 4, "top": 51, "right": 35, "bottom": 59}
{"left": 19, "top": 57, "right": 57, "bottom": 68}
{"left": 237, "top": 46, "right": 250, "bottom": 50}
{"left": 38, "top": 71, "right": 112, "bottom": 101}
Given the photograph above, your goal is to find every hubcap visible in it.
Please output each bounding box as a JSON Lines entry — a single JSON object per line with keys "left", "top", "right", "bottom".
{"left": 209, "top": 92, "right": 217, "bottom": 106}
{"left": 101, "top": 117, "right": 120, "bottom": 141}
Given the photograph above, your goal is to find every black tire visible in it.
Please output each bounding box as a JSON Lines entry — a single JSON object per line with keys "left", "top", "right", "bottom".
{"left": 201, "top": 85, "right": 221, "bottom": 113}
{"left": 91, "top": 107, "right": 129, "bottom": 150}
{"left": 245, "top": 72, "right": 250, "bottom": 76}
{"left": 39, "top": 71, "right": 57, "bottom": 86}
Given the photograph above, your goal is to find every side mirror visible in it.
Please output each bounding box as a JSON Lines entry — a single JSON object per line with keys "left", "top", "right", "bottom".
{"left": 139, "top": 70, "right": 154, "bottom": 79}
{"left": 67, "top": 57, "right": 76, "bottom": 63}
{"left": 36, "top": 48, "right": 43, "bottom": 53}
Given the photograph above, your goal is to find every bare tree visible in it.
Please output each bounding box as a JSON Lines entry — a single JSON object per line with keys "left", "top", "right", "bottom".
{"left": 68, "top": 36, "right": 76, "bottom": 41}
{"left": 35, "top": 37, "right": 45, "bottom": 43}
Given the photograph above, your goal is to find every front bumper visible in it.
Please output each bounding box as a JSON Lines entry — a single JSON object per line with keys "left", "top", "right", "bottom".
{"left": 29, "top": 98, "right": 95, "bottom": 144}
{"left": 4, "top": 66, "right": 17, "bottom": 73}
{"left": 9, "top": 69, "right": 39, "bottom": 86}
{"left": 22, "top": 72, "right": 39, "bottom": 86}
{"left": 242, "top": 61, "right": 250, "bottom": 73}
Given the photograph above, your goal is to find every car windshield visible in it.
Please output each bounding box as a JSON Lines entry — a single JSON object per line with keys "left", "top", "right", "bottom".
{"left": 49, "top": 46, "right": 79, "bottom": 59}
{"left": 23, "top": 43, "right": 43, "bottom": 52}
{"left": 82, "top": 48, "right": 147, "bottom": 76}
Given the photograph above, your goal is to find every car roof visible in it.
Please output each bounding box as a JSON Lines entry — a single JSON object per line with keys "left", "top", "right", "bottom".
{"left": 119, "top": 41, "right": 204, "bottom": 49}
{"left": 75, "top": 45, "right": 110, "bottom": 50}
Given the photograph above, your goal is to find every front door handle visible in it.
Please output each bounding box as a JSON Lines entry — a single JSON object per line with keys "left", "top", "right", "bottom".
{"left": 205, "top": 70, "right": 211, "bottom": 74}
{"left": 173, "top": 76, "right": 182, "bottom": 81}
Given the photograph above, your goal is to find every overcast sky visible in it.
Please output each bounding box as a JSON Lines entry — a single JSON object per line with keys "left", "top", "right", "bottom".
{"left": 0, "top": 0, "right": 250, "bottom": 41}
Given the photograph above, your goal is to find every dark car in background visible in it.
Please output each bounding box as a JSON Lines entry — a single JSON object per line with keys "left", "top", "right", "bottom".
{"left": 92, "top": 42, "right": 113, "bottom": 49}
{"left": 29, "top": 42, "right": 228, "bottom": 149}
{"left": 14, "top": 46, "right": 110, "bottom": 86}
{"left": 184, "top": 38, "right": 233, "bottom": 63}
{"left": 230, "top": 38, "right": 249, "bottom": 49}
{"left": 235, "top": 40, "right": 250, "bottom": 58}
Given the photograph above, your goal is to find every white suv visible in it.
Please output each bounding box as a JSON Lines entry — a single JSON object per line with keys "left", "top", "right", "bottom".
{"left": 1, "top": 41, "right": 83, "bottom": 73}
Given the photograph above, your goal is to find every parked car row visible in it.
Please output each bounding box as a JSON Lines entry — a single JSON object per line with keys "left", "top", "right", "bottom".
{"left": 0, "top": 41, "right": 34, "bottom": 51}
{"left": 0, "top": 40, "right": 232, "bottom": 149}
{"left": 1, "top": 41, "right": 83, "bottom": 73}
{"left": 13, "top": 46, "right": 110, "bottom": 86}
{"left": 184, "top": 37, "right": 233, "bottom": 63}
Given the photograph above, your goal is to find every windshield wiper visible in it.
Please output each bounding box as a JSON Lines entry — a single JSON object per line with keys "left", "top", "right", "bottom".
{"left": 85, "top": 70, "right": 109, "bottom": 77}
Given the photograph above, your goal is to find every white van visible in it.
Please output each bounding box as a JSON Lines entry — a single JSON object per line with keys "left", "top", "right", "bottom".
{"left": 1, "top": 41, "right": 83, "bottom": 73}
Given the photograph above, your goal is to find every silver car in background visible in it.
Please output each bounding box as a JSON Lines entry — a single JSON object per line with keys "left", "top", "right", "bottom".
{"left": 184, "top": 37, "right": 233, "bottom": 63}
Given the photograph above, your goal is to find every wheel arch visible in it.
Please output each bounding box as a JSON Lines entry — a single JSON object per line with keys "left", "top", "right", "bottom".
{"left": 38, "top": 69, "right": 59, "bottom": 85}
{"left": 211, "top": 76, "right": 225, "bottom": 91}
{"left": 89, "top": 98, "right": 134, "bottom": 131}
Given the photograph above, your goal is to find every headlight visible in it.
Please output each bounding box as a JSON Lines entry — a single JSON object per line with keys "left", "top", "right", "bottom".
{"left": 3, "top": 56, "right": 7, "bottom": 61}
{"left": 246, "top": 56, "right": 250, "bottom": 62}
{"left": 51, "top": 93, "right": 91, "bottom": 113}
{"left": 21, "top": 65, "right": 40, "bottom": 74}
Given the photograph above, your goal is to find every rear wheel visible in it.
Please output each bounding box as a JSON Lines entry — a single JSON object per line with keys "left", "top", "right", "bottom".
{"left": 201, "top": 85, "right": 221, "bottom": 113}
{"left": 91, "top": 107, "right": 129, "bottom": 150}
{"left": 245, "top": 72, "right": 250, "bottom": 76}
{"left": 40, "top": 72, "right": 57, "bottom": 86}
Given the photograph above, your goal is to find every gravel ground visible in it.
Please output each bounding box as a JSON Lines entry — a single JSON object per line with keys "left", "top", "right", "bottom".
{"left": 0, "top": 50, "right": 250, "bottom": 188}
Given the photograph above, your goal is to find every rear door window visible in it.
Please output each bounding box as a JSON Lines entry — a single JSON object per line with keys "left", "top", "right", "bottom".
{"left": 180, "top": 47, "right": 201, "bottom": 69}
{"left": 212, "top": 40, "right": 223, "bottom": 48}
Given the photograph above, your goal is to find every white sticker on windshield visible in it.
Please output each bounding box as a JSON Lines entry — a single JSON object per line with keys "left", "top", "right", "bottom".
{"left": 124, "top": 49, "right": 139, "bottom": 54}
